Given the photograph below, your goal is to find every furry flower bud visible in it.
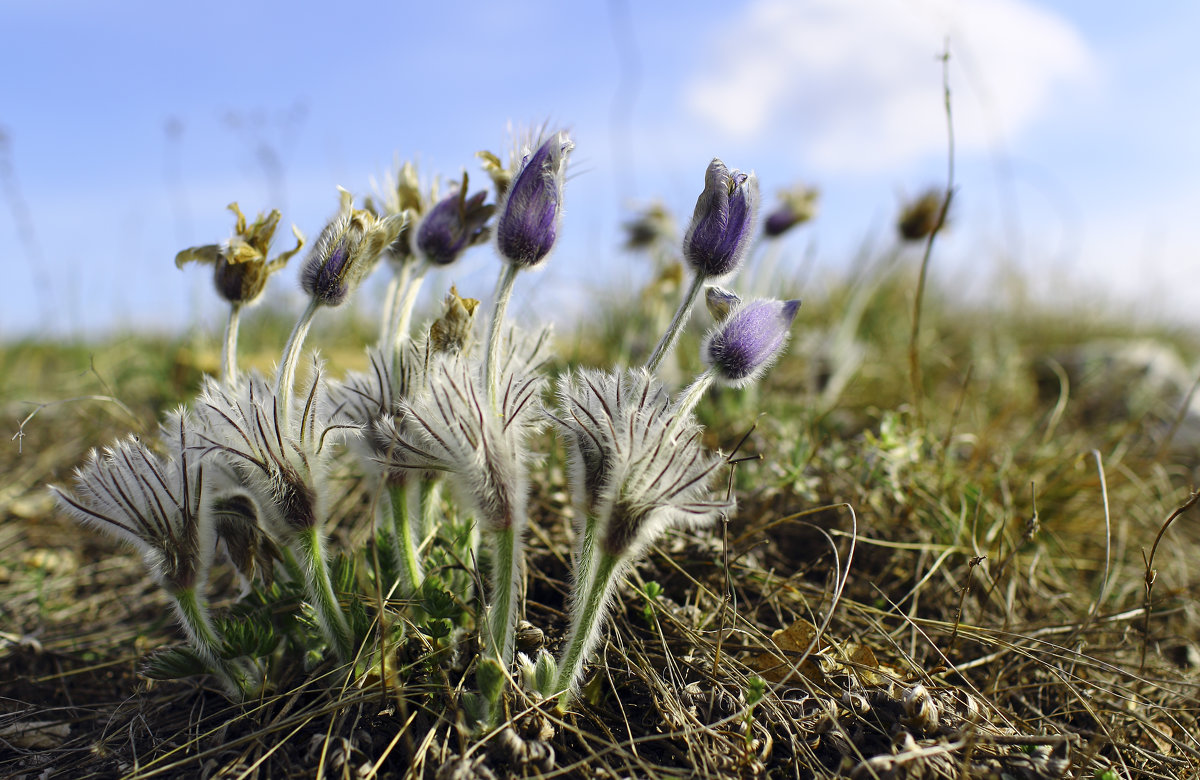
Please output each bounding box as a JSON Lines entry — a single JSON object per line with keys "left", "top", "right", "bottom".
{"left": 495, "top": 132, "right": 573, "bottom": 268}
{"left": 301, "top": 188, "right": 405, "bottom": 306}
{"left": 683, "top": 159, "right": 759, "bottom": 278}
{"left": 703, "top": 298, "right": 800, "bottom": 385}
{"left": 415, "top": 173, "right": 494, "bottom": 266}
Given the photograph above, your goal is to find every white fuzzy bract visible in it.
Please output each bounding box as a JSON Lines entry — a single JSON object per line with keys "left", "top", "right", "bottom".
{"left": 50, "top": 413, "right": 213, "bottom": 593}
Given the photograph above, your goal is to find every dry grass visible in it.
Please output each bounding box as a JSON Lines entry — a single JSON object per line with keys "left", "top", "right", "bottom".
{"left": 3, "top": 276, "right": 1200, "bottom": 779}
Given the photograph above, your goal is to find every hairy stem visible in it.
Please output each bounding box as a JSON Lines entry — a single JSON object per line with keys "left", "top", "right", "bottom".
{"left": 221, "top": 303, "right": 242, "bottom": 387}
{"left": 673, "top": 368, "right": 717, "bottom": 426}
{"left": 646, "top": 271, "right": 706, "bottom": 373}
{"left": 171, "top": 586, "right": 250, "bottom": 697}
{"left": 388, "top": 262, "right": 430, "bottom": 364}
{"left": 485, "top": 526, "right": 519, "bottom": 666}
{"left": 378, "top": 261, "right": 412, "bottom": 346}
{"left": 388, "top": 482, "right": 423, "bottom": 595}
{"left": 275, "top": 298, "right": 320, "bottom": 430}
{"left": 483, "top": 263, "right": 520, "bottom": 410}
{"left": 295, "top": 526, "right": 354, "bottom": 663}
{"left": 553, "top": 550, "right": 619, "bottom": 708}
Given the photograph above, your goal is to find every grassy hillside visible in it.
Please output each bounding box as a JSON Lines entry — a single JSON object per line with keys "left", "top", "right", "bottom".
{"left": 3, "top": 263, "right": 1199, "bottom": 778}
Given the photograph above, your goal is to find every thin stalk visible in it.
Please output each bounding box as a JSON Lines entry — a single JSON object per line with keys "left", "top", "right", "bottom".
{"left": 221, "top": 303, "right": 242, "bottom": 386}
{"left": 388, "top": 262, "right": 430, "bottom": 362}
{"left": 573, "top": 514, "right": 599, "bottom": 609}
{"left": 484, "top": 527, "right": 519, "bottom": 665}
{"left": 295, "top": 526, "right": 354, "bottom": 663}
{"left": 483, "top": 263, "right": 520, "bottom": 409}
{"left": 275, "top": 298, "right": 320, "bottom": 430}
{"left": 553, "top": 550, "right": 619, "bottom": 708}
{"left": 674, "top": 368, "right": 717, "bottom": 422}
{"left": 646, "top": 272, "right": 706, "bottom": 373}
{"left": 379, "top": 261, "right": 412, "bottom": 345}
{"left": 419, "top": 477, "right": 443, "bottom": 547}
{"left": 171, "top": 586, "right": 249, "bottom": 697}
{"left": 389, "top": 482, "right": 422, "bottom": 595}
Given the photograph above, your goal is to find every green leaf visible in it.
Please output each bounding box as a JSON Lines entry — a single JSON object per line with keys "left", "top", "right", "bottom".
{"left": 476, "top": 658, "right": 506, "bottom": 706}
{"left": 142, "top": 646, "right": 208, "bottom": 680}
{"left": 534, "top": 650, "right": 558, "bottom": 697}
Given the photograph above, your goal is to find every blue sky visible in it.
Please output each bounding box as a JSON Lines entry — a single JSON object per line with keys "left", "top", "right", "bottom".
{"left": 3, "top": 0, "right": 1199, "bottom": 338}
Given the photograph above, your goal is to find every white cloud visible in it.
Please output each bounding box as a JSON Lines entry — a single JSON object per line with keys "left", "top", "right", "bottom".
{"left": 685, "top": 0, "right": 1096, "bottom": 172}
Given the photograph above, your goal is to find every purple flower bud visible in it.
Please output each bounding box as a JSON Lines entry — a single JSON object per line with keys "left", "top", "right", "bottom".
{"left": 703, "top": 298, "right": 800, "bottom": 385}
{"left": 683, "top": 159, "right": 760, "bottom": 278}
{"left": 495, "top": 132, "right": 573, "bottom": 268}
{"left": 302, "top": 239, "right": 353, "bottom": 306}
{"left": 762, "top": 185, "right": 818, "bottom": 238}
{"left": 300, "top": 189, "right": 405, "bottom": 307}
{"left": 415, "top": 175, "right": 494, "bottom": 266}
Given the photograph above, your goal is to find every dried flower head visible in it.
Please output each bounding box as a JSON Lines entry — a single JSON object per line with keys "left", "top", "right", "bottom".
{"left": 704, "top": 285, "right": 742, "bottom": 322}
{"left": 428, "top": 286, "right": 481, "bottom": 355}
{"left": 415, "top": 173, "right": 494, "bottom": 266}
{"left": 763, "top": 184, "right": 819, "bottom": 238}
{"left": 301, "top": 188, "right": 406, "bottom": 306}
{"left": 703, "top": 298, "right": 801, "bottom": 386}
{"left": 494, "top": 132, "right": 574, "bottom": 268}
{"left": 682, "top": 159, "right": 759, "bottom": 279}
{"left": 897, "top": 188, "right": 945, "bottom": 242}
{"left": 50, "top": 414, "right": 213, "bottom": 594}
{"left": 175, "top": 202, "right": 305, "bottom": 305}
{"left": 366, "top": 161, "right": 430, "bottom": 267}
{"left": 622, "top": 202, "right": 677, "bottom": 251}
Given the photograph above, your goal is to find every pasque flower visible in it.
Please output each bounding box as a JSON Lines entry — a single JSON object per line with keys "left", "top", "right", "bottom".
{"left": 683, "top": 159, "right": 759, "bottom": 279}
{"left": 415, "top": 173, "right": 494, "bottom": 267}
{"left": 301, "top": 187, "right": 406, "bottom": 307}
{"left": 494, "top": 132, "right": 573, "bottom": 269}
{"left": 192, "top": 370, "right": 356, "bottom": 661}
{"left": 703, "top": 298, "right": 801, "bottom": 386}
{"left": 377, "top": 326, "right": 550, "bottom": 682}
{"left": 177, "top": 202, "right": 305, "bottom": 385}
{"left": 50, "top": 414, "right": 253, "bottom": 694}
{"left": 549, "top": 369, "right": 734, "bottom": 701}
{"left": 645, "top": 157, "right": 760, "bottom": 372}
